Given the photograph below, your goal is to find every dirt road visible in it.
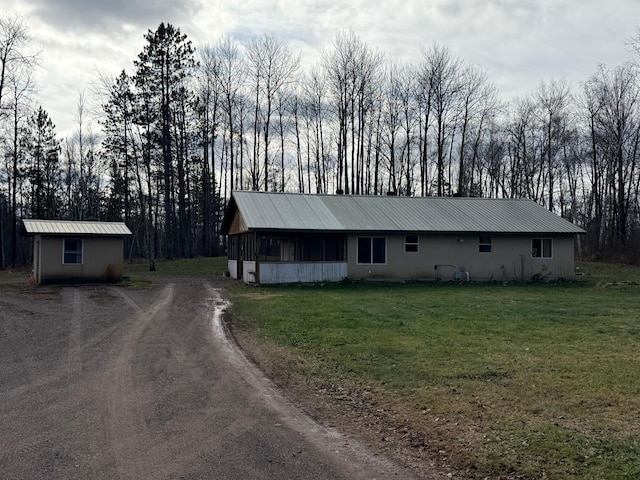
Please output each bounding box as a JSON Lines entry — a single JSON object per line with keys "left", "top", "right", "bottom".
{"left": 0, "top": 277, "right": 418, "bottom": 479}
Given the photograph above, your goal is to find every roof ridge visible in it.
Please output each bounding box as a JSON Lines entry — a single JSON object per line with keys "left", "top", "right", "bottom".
{"left": 234, "top": 190, "right": 533, "bottom": 201}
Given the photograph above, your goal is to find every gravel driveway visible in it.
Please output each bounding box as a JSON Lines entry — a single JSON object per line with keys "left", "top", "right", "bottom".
{"left": 0, "top": 276, "right": 417, "bottom": 479}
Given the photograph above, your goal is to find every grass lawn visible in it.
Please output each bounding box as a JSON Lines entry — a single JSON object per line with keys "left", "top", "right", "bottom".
{"left": 0, "top": 257, "right": 228, "bottom": 287}
{"left": 124, "top": 256, "right": 228, "bottom": 276}
{"left": 229, "top": 262, "right": 640, "bottom": 479}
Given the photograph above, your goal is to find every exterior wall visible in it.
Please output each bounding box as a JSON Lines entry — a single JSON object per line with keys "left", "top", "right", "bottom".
{"left": 225, "top": 259, "right": 256, "bottom": 283}
{"left": 228, "top": 259, "right": 238, "bottom": 279}
{"left": 346, "top": 233, "right": 576, "bottom": 281}
{"left": 34, "top": 235, "right": 125, "bottom": 284}
{"left": 243, "top": 261, "right": 257, "bottom": 283}
{"left": 258, "top": 262, "right": 347, "bottom": 284}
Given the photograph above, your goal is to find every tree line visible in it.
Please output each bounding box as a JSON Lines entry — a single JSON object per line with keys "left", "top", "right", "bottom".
{"left": 2, "top": 15, "right": 640, "bottom": 268}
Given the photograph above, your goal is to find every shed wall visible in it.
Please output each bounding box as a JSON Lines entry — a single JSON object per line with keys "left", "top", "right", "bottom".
{"left": 35, "top": 235, "right": 125, "bottom": 284}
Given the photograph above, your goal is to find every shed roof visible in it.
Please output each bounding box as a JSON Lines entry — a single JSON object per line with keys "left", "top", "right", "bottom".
{"left": 22, "top": 219, "right": 132, "bottom": 236}
{"left": 222, "top": 191, "right": 585, "bottom": 235}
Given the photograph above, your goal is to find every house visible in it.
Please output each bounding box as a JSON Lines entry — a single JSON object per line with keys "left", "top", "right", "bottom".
{"left": 22, "top": 219, "right": 132, "bottom": 284}
{"left": 221, "top": 191, "right": 585, "bottom": 285}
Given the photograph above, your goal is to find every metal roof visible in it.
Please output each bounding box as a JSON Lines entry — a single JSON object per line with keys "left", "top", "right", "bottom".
{"left": 223, "top": 191, "right": 585, "bottom": 235}
{"left": 22, "top": 219, "right": 132, "bottom": 236}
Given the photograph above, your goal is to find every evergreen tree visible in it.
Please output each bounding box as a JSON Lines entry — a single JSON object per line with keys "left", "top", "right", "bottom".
{"left": 101, "top": 70, "right": 136, "bottom": 222}
{"left": 133, "top": 23, "right": 197, "bottom": 258}
{"left": 21, "top": 106, "right": 60, "bottom": 219}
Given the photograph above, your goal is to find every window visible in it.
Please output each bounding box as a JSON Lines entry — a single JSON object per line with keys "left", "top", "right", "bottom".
{"left": 405, "top": 235, "right": 419, "bottom": 253}
{"left": 532, "top": 238, "right": 552, "bottom": 258}
{"left": 479, "top": 235, "right": 492, "bottom": 253}
{"left": 357, "top": 237, "right": 386, "bottom": 264}
{"left": 63, "top": 239, "right": 83, "bottom": 264}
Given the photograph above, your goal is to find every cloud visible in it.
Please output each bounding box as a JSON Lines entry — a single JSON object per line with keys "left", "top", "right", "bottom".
{"left": 25, "top": 0, "right": 196, "bottom": 32}
{"left": 2, "top": 0, "right": 638, "bottom": 136}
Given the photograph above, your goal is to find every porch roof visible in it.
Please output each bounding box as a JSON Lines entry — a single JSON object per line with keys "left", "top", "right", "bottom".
{"left": 222, "top": 191, "right": 585, "bottom": 235}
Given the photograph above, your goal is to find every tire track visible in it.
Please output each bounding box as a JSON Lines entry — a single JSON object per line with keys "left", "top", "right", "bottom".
{"left": 104, "top": 283, "right": 175, "bottom": 479}
{"left": 65, "top": 289, "right": 83, "bottom": 376}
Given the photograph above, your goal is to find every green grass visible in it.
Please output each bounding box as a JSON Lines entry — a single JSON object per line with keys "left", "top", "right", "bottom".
{"left": 0, "top": 266, "right": 31, "bottom": 290}
{"left": 124, "top": 256, "right": 228, "bottom": 276}
{"left": 0, "top": 257, "right": 227, "bottom": 289}
{"left": 229, "top": 262, "right": 640, "bottom": 479}
{"left": 5, "top": 257, "right": 638, "bottom": 477}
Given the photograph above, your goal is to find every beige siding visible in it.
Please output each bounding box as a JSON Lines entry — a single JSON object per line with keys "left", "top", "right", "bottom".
{"left": 35, "top": 236, "right": 125, "bottom": 284}
{"left": 347, "top": 233, "right": 576, "bottom": 281}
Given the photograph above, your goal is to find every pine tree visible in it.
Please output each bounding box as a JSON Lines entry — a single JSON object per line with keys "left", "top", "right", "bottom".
{"left": 21, "top": 107, "right": 61, "bottom": 219}
{"left": 133, "top": 23, "right": 197, "bottom": 258}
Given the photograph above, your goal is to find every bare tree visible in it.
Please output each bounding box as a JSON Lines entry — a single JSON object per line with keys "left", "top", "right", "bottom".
{"left": 214, "top": 36, "right": 245, "bottom": 196}
{"left": 3, "top": 63, "right": 35, "bottom": 266}
{"left": 0, "top": 14, "right": 37, "bottom": 267}
{"left": 534, "top": 78, "right": 572, "bottom": 211}
{"left": 303, "top": 68, "right": 330, "bottom": 193}
{"left": 422, "top": 44, "right": 463, "bottom": 197}
{"left": 322, "top": 30, "right": 383, "bottom": 194}
{"left": 246, "top": 34, "right": 300, "bottom": 191}
{"left": 505, "top": 97, "right": 539, "bottom": 199}
{"left": 583, "top": 63, "right": 640, "bottom": 249}
{"left": 0, "top": 14, "right": 37, "bottom": 125}
{"left": 379, "top": 62, "right": 403, "bottom": 194}
{"left": 456, "top": 65, "right": 498, "bottom": 196}
{"left": 196, "top": 44, "right": 224, "bottom": 255}
{"left": 67, "top": 92, "right": 101, "bottom": 220}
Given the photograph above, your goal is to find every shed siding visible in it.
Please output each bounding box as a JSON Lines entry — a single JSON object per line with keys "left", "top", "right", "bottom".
{"left": 35, "top": 236, "right": 125, "bottom": 284}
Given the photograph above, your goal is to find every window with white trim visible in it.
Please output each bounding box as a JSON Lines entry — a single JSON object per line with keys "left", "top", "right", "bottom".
{"left": 532, "top": 238, "right": 552, "bottom": 258}
{"left": 405, "top": 235, "right": 419, "bottom": 253}
{"left": 479, "top": 235, "right": 492, "bottom": 253}
{"left": 357, "top": 237, "right": 386, "bottom": 264}
{"left": 63, "top": 238, "right": 83, "bottom": 264}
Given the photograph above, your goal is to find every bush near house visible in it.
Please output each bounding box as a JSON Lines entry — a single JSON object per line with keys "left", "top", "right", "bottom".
{"left": 229, "top": 262, "right": 640, "bottom": 479}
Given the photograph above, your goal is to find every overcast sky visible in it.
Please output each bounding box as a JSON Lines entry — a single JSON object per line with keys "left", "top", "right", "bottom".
{"left": 2, "top": 0, "right": 639, "bottom": 137}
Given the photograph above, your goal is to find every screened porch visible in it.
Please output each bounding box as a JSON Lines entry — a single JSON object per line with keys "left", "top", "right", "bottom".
{"left": 227, "top": 232, "right": 347, "bottom": 284}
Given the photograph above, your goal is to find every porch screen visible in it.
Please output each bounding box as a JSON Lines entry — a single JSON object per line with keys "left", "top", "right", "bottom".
{"left": 259, "top": 235, "right": 345, "bottom": 262}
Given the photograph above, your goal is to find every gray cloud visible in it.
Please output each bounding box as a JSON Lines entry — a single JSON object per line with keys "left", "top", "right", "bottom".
{"left": 26, "top": 0, "right": 195, "bottom": 32}
{"left": 2, "top": 0, "right": 638, "bottom": 135}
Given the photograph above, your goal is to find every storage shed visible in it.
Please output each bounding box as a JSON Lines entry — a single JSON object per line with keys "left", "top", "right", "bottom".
{"left": 22, "top": 219, "right": 132, "bottom": 284}
{"left": 221, "top": 191, "right": 585, "bottom": 284}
